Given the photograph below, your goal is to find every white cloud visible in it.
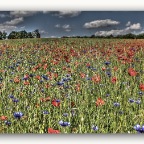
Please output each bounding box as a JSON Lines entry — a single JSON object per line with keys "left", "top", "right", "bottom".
{"left": 0, "top": 25, "right": 17, "bottom": 32}
{"left": 5, "top": 17, "right": 23, "bottom": 25}
{"left": 10, "top": 11, "right": 38, "bottom": 18}
{"left": 95, "top": 30, "right": 124, "bottom": 36}
{"left": 126, "top": 21, "right": 131, "bottom": 26}
{"left": 84, "top": 19, "right": 120, "bottom": 29}
{"left": 62, "top": 24, "right": 70, "bottom": 29}
{"left": 0, "top": 17, "right": 24, "bottom": 32}
{"left": 55, "top": 24, "right": 71, "bottom": 32}
{"left": 62, "top": 24, "right": 71, "bottom": 32}
{"left": 54, "top": 11, "right": 81, "bottom": 18}
{"left": 39, "top": 30, "right": 48, "bottom": 34}
{"left": 95, "top": 23, "right": 141, "bottom": 36}
{"left": 55, "top": 24, "right": 61, "bottom": 28}
{"left": 128, "top": 23, "right": 141, "bottom": 30}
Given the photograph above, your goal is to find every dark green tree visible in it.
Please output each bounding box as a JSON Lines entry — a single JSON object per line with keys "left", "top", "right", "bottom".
{"left": 33, "top": 29, "right": 40, "bottom": 38}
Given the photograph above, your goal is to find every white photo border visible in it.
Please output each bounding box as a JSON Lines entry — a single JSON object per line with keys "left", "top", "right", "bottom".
{"left": 0, "top": 0, "right": 144, "bottom": 144}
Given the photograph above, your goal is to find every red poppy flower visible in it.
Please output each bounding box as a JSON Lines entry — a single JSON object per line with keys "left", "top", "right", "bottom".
{"left": 139, "top": 84, "right": 144, "bottom": 91}
{"left": 80, "top": 73, "right": 85, "bottom": 78}
{"left": 14, "top": 77, "right": 20, "bottom": 83}
{"left": 0, "top": 116, "right": 7, "bottom": 121}
{"left": 96, "top": 98, "right": 105, "bottom": 106}
{"left": 23, "top": 80, "right": 30, "bottom": 85}
{"left": 111, "top": 77, "right": 117, "bottom": 84}
{"left": 91, "top": 74, "right": 101, "bottom": 83}
{"left": 35, "top": 75, "right": 41, "bottom": 80}
{"left": 52, "top": 99, "right": 60, "bottom": 107}
{"left": 48, "top": 128, "right": 60, "bottom": 134}
{"left": 102, "top": 67, "right": 106, "bottom": 71}
{"left": 128, "top": 68, "right": 137, "bottom": 76}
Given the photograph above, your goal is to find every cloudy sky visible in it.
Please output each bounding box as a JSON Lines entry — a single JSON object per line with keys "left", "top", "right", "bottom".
{"left": 0, "top": 11, "right": 144, "bottom": 37}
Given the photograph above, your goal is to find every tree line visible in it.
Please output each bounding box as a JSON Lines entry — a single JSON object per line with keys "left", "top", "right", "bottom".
{"left": 62, "top": 33, "right": 144, "bottom": 39}
{"left": 0, "top": 29, "right": 40, "bottom": 40}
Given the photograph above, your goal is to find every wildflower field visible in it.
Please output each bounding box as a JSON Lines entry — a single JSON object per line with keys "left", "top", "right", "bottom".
{"left": 0, "top": 38, "right": 144, "bottom": 133}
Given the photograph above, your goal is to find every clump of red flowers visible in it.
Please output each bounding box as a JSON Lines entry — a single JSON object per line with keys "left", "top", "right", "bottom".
{"left": 48, "top": 128, "right": 60, "bottom": 134}
{"left": 96, "top": 98, "right": 105, "bottom": 106}
{"left": 139, "top": 84, "right": 144, "bottom": 91}
{"left": 51, "top": 99, "right": 60, "bottom": 107}
{"left": 111, "top": 76, "right": 117, "bottom": 84}
{"left": 128, "top": 68, "right": 137, "bottom": 76}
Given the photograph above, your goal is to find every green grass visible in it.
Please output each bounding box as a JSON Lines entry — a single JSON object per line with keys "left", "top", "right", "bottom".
{"left": 0, "top": 38, "right": 144, "bottom": 133}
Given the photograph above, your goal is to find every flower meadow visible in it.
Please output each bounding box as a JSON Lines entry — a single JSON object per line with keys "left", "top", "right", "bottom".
{"left": 0, "top": 38, "right": 144, "bottom": 133}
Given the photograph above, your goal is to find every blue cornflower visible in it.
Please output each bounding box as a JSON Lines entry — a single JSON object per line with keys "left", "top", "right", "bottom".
{"left": 106, "top": 71, "right": 111, "bottom": 77}
{"left": 62, "top": 78, "right": 68, "bottom": 82}
{"left": 8, "top": 94, "right": 14, "bottom": 99}
{"left": 91, "top": 67, "right": 96, "bottom": 71}
{"left": 13, "top": 99, "right": 19, "bottom": 103}
{"left": 106, "top": 94, "right": 110, "bottom": 97}
{"left": 11, "top": 72, "right": 14, "bottom": 75}
{"left": 135, "top": 99, "right": 141, "bottom": 104}
{"left": 41, "top": 75, "right": 49, "bottom": 80}
{"left": 9, "top": 80, "right": 13, "bottom": 82}
{"left": 39, "top": 80, "right": 43, "bottom": 83}
{"left": 134, "top": 124, "right": 144, "bottom": 133}
{"left": 134, "top": 124, "right": 141, "bottom": 131}
{"left": 56, "top": 99, "right": 60, "bottom": 102}
{"left": 63, "top": 113, "right": 68, "bottom": 117}
{"left": 59, "top": 120, "right": 70, "bottom": 127}
{"left": 114, "top": 102, "right": 120, "bottom": 107}
{"left": 129, "top": 99, "right": 135, "bottom": 103}
{"left": 41, "top": 89, "right": 44, "bottom": 93}
{"left": 22, "top": 77, "right": 28, "bottom": 80}
{"left": 104, "top": 61, "right": 111, "bottom": 65}
{"left": 142, "top": 125, "right": 144, "bottom": 132}
{"left": 0, "top": 77, "right": 3, "bottom": 81}
{"left": 29, "top": 74, "right": 34, "bottom": 77}
{"left": 42, "top": 110, "right": 49, "bottom": 114}
{"left": 57, "top": 81, "right": 64, "bottom": 86}
{"left": 138, "top": 91, "right": 143, "bottom": 96}
{"left": 5, "top": 121, "right": 11, "bottom": 126}
{"left": 92, "top": 125, "right": 98, "bottom": 131}
{"left": 14, "top": 112, "right": 24, "bottom": 119}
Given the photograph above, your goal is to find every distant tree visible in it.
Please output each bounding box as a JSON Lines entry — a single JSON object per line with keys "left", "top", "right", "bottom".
{"left": 27, "top": 32, "right": 34, "bottom": 38}
{"left": 2, "top": 31, "right": 7, "bottom": 39}
{"left": 33, "top": 29, "right": 40, "bottom": 38}
{"left": 19, "top": 30, "right": 28, "bottom": 39}
{"left": 136, "top": 33, "right": 144, "bottom": 39}
{"left": 0, "top": 31, "right": 3, "bottom": 40}
{"left": 122, "top": 33, "right": 136, "bottom": 39}
{"left": 8, "top": 31, "right": 17, "bottom": 39}
{"left": 90, "top": 35, "right": 95, "bottom": 38}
